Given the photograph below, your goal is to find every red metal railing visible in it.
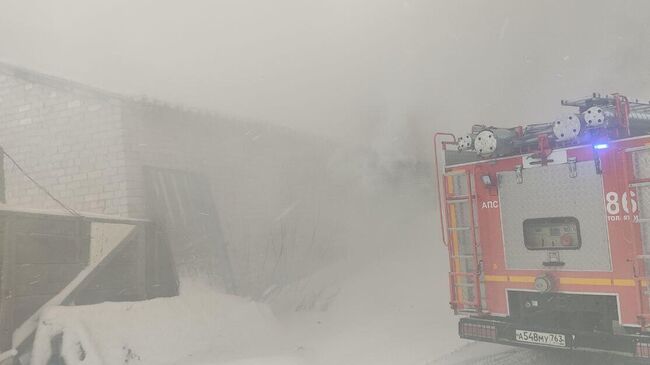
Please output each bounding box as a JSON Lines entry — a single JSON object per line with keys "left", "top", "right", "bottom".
{"left": 615, "top": 94, "right": 631, "bottom": 137}
{"left": 433, "top": 132, "right": 456, "bottom": 247}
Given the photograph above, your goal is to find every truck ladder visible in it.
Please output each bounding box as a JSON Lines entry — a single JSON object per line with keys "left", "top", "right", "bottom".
{"left": 443, "top": 170, "right": 484, "bottom": 314}
{"left": 623, "top": 147, "right": 650, "bottom": 326}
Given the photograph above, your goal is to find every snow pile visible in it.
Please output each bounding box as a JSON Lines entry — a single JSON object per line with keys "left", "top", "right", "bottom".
{"left": 31, "top": 283, "right": 301, "bottom": 365}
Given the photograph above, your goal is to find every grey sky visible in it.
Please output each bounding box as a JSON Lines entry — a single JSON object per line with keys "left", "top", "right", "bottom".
{"left": 1, "top": 0, "right": 649, "bottom": 144}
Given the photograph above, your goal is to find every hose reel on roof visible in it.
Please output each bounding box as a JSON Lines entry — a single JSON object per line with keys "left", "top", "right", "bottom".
{"left": 473, "top": 128, "right": 516, "bottom": 158}
{"left": 457, "top": 134, "right": 474, "bottom": 151}
{"left": 583, "top": 106, "right": 606, "bottom": 128}
{"left": 552, "top": 114, "right": 582, "bottom": 142}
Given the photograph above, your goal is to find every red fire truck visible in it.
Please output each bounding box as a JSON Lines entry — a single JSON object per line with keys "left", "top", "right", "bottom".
{"left": 435, "top": 94, "right": 650, "bottom": 358}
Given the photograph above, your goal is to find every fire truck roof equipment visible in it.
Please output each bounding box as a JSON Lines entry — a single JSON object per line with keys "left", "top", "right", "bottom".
{"left": 448, "top": 93, "right": 650, "bottom": 166}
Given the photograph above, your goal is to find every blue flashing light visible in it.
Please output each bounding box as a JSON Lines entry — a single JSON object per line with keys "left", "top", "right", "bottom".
{"left": 593, "top": 143, "right": 609, "bottom": 150}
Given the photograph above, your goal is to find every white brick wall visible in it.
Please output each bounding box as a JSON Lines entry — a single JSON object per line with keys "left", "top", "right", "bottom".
{"left": 0, "top": 66, "right": 131, "bottom": 216}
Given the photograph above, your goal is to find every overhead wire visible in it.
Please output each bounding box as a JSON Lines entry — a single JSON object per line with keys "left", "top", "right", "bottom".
{"left": 1, "top": 148, "right": 82, "bottom": 217}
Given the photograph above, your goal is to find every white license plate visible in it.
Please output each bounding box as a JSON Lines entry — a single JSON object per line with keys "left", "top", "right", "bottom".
{"left": 515, "top": 329, "right": 566, "bottom": 347}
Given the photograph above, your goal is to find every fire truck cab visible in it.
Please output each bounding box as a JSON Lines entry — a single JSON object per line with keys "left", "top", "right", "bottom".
{"left": 435, "top": 94, "right": 650, "bottom": 359}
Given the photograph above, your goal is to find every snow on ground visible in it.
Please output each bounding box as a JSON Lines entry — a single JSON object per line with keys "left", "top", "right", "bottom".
{"left": 279, "top": 243, "right": 464, "bottom": 365}
{"left": 431, "top": 342, "right": 633, "bottom": 365}
{"left": 31, "top": 282, "right": 301, "bottom": 365}
{"left": 30, "top": 178, "right": 469, "bottom": 365}
{"left": 431, "top": 342, "right": 523, "bottom": 365}
{"left": 271, "top": 181, "right": 467, "bottom": 365}
{"left": 211, "top": 358, "right": 304, "bottom": 365}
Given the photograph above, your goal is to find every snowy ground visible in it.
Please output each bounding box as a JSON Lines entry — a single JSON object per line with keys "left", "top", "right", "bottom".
{"left": 269, "top": 180, "right": 467, "bottom": 365}
{"left": 279, "top": 240, "right": 463, "bottom": 365}
{"left": 29, "top": 254, "right": 461, "bottom": 365}
{"left": 433, "top": 342, "right": 634, "bottom": 365}
{"left": 29, "top": 178, "right": 469, "bottom": 365}
{"left": 30, "top": 283, "right": 300, "bottom": 365}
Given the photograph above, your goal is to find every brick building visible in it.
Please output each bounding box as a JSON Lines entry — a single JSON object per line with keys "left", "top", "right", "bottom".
{"left": 0, "top": 62, "right": 348, "bottom": 295}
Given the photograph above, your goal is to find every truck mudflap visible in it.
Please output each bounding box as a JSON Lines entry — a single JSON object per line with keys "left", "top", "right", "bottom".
{"left": 459, "top": 317, "right": 650, "bottom": 360}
